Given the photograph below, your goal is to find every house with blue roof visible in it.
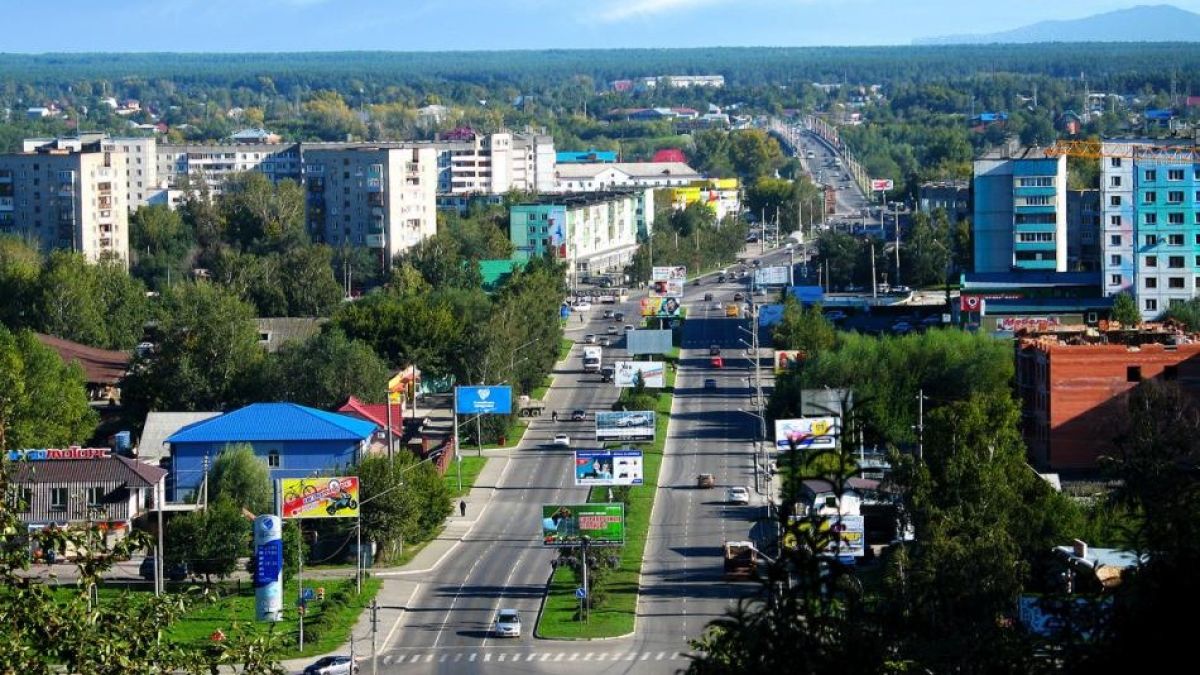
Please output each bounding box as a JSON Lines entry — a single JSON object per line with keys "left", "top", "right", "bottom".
{"left": 165, "top": 403, "right": 377, "bottom": 502}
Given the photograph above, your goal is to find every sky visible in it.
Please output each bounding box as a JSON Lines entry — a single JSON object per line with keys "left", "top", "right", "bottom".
{"left": 2, "top": 0, "right": 1197, "bottom": 52}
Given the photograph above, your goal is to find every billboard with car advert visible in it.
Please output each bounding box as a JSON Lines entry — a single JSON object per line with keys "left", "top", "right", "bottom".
{"left": 774, "top": 417, "right": 840, "bottom": 450}
{"left": 754, "top": 266, "right": 790, "bottom": 286}
{"left": 774, "top": 350, "right": 806, "bottom": 374}
{"left": 280, "top": 477, "right": 360, "bottom": 519}
{"left": 626, "top": 329, "right": 673, "bottom": 355}
{"left": 595, "top": 410, "right": 657, "bottom": 442}
{"left": 640, "top": 297, "right": 683, "bottom": 318}
{"left": 541, "top": 503, "right": 626, "bottom": 546}
{"left": 574, "top": 449, "right": 644, "bottom": 486}
{"left": 614, "top": 361, "right": 666, "bottom": 388}
{"left": 650, "top": 266, "right": 686, "bottom": 298}
{"left": 454, "top": 385, "right": 513, "bottom": 415}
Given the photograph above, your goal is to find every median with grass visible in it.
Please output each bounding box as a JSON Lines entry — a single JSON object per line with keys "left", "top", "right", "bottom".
{"left": 536, "top": 350, "right": 679, "bottom": 639}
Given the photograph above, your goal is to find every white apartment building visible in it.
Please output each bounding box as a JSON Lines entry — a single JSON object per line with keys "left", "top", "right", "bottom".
{"left": 431, "top": 131, "right": 556, "bottom": 195}
{"left": 509, "top": 190, "right": 654, "bottom": 280}
{"left": 0, "top": 144, "right": 129, "bottom": 263}
{"left": 156, "top": 142, "right": 303, "bottom": 196}
{"left": 552, "top": 162, "right": 703, "bottom": 193}
{"left": 25, "top": 134, "right": 159, "bottom": 212}
{"left": 302, "top": 146, "right": 438, "bottom": 264}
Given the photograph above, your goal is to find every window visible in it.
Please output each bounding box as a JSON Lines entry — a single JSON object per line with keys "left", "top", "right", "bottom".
{"left": 1145, "top": 277, "right": 1158, "bottom": 289}
{"left": 1111, "top": 215, "right": 1121, "bottom": 227}
{"left": 1170, "top": 256, "right": 1186, "bottom": 268}
{"left": 1111, "top": 254, "right": 1122, "bottom": 265}
{"left": 1110, "top": 176, "right": 1122, "bottom": 187}
{"left": 1145, "top": 213, "right": 1157, "bottom": 225}
{"left": 1169, "top": 277, "right": 1186, "bottom": 289}
{"left": 1195, "top": 255, "right": 1200, "bottom": 267}
{"left": 86, "top": 487, "right": 103, "bottom": 506}
{"left": 1110, "top": 274, "right": 1122, "bottom": 286}
{"left": 1112, "top": 158, "right": 1122, "bottom": 168}
{"left": 1110, "top": 196, "right": 1121, "bottom": 206}
{"left": 1145, "top": 235, "right": 1158, "bottom": 246}
{"left": 1170, "top": 234, "right": 1185, "bottom": 246}
{"left": 1146, "top": 255, "right": 1158, "bottom": 267}
{"left": 51, "top": 488, "right": 67, "bottom": 511}
{"left": 1165, "top": 365, "right": 1180, "bottom": 381}
{"left": 1144, "top": 191, "right": 1157, "bottom": 204}
{"left": 1017, "top": 232, "right": 1055, "bottom": 242}
{"left": 1110, "top": 234, "right": 1122, "bottom": 245}
{"left": 1127, "top": 366, "right": 1143, "bottom": 382}
{"left": 1019, "top": 176, "right": 1054, "bottom": 187}
{"left": 1168, "top": 213, "right": 1185, "bottom": 225}
{"left": 267, "top": 451, "right": 280, "bottom": 468}
{"left": 1170, "top": 169, "right": 1185, "bottom": 181}
{"left": 1169, "top": 191, "right": 1185, "bottom": 204}
{"left": 1021, "top": 196, "right": 1052, "bottom": 206}
{"left": 1145, "top": 170, "right": 1158, "bottom": 181}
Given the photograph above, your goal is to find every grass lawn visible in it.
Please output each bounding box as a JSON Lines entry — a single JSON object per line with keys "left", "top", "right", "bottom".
{"left": 478, "top": 417, "right": 528, "bottom": 450}
{"left": 559, "top": 337, "right": 574, "bottom": 361}
{"left": 445, "top": 455, "right": 489, "bottom": 498}
{"left": 537, "top": 357, "right": 677, "bottom": 639}
{"left": 531, "top": 375, "right": 555, "bottom": 402}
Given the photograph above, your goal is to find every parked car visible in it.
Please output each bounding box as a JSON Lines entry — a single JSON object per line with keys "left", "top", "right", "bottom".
{"left": 583, "top": 334, "right": 596, "bottom": 344}
{"left": 552, "top": 434, "right": 571, "bottom": 447}
{"left": 726, "top": 486, "right": 751, "bottom": 505}
{"left": 139, "top": 557, "right": 190, "bottom": 582}
{"left": 493, "top": 609, "right": 521, "bottom": 638}
{"left": 570, "top": 409, "right": 587, "bottom": 422}
{"left": 696, "top": 473, "right": 716, "bottom": 489}
{"left": 704, "top": 378, "right": 718, "bottom": 389}
{"left": 303, "top": 656, "right": 357, "bottom": 675}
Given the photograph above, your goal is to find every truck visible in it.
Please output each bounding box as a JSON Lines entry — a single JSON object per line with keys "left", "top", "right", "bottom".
{"left": 723, "top": 541, "right": 757, "bottom": 581}
{"left": 516, "top": 395, "right": 546, "bottom": 417}
{"left": 582, "top": 346, "right": 602, "bottom": 373}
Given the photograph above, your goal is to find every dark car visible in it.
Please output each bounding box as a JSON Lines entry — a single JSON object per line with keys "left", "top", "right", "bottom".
{"left": 717, "top": 274, "right": 727, "bottom": 283}
{"left": 139, "top": 557, "right": 189, "bottom": 582}
{"left": 704, "top": 378, "right": 718, "bottom": 390}
{"left": 704, "top": 292, "right": 714, "bottom": 301}
{"left": 709, "top": 344, "right": 721, "bottom": 356}
{"left": 600, "top": 366, "right": 615, "bottom": 382}
{"left": 570, "top": 409, "right": 587, "bottom": 421}
{"left": 733, "top": 292, "right": 744, "bottom": 301}
{"left": 602, "top": 309, "right": 615, "bottom": 319}
{"left": 614, "top": 311, "right": 625, "bottom": 322}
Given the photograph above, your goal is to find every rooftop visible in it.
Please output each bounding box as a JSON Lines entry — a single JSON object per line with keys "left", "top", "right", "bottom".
{"left": 11, "top": 455, "right": 166, "bottom": 488}
{"left": 1017, "top": 320, "right": 1200, "bottom": 349}
{"left": 167, "top": 403, "right": 377, "bottom": 444}
{"left": 34, "top": 333, "right": 130, "bottom": 385}
{"left": 514, "top": 190, "right": 649, "bottom": 209}
{"left": 555, "top": 161, "right": 701, "bottom": 181}
{"left": 337, "top": 396, "right": 403, "bottom": 438}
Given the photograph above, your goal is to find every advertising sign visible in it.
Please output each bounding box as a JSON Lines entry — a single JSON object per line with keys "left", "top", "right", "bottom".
{"left": 754, "top": 266, "right": 790, "bottom": 286}
{"left": 626, "top": 329, "right": 673, "bottom": 355}
{"left": 614, "top": 361, "right": 666, "bottom": 388}
{"left": 650, "top": 266, "right": 686, "bottom": 299}
{"left": 454, "top": 385, "right": 513, "bottom": 415}
{"left": 595, "top": 411, "right": 657, "bottom": 442}
{"left": 774, "top": 417, "right": 840, "bottom": 450}
{"left": 782, "top": 514, "right": 865, "bottom": 557}
{"left": 641, "top": 297, "right": 683, "bottom": 318}
{"left": 280, "top": 477, "right": 361, "bottom": 519}
{"left": 960, "top": 293, "right": 1022, "bottom": 312}
{"left": 774, "top": 350, "right": 806, "bottom": 374}
{"left": 253, "top": 515, "right": 283, "bottom": 622}
{"left": 541, "top": 503, "right": 626, "bottom": 546}
{"left": 870, "top": 178, "right": 894, "bottom": 191}
{"left": 995, "top": 316, "right": 1061, "bottom": 333}
{"left": 7, "top": 447, "right": 112, "bottom": 461}
{"left": 574, "top": 449, "right": 644, "bottom": 486}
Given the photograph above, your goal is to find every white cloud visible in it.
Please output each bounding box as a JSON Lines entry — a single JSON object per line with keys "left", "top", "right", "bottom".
{"left": 595, "top": 0, "right": 730, "bottom": 23}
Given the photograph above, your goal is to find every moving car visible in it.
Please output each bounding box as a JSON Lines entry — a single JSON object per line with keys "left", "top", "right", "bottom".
{"left": 624, "top": 324, "right": 635, "bottom": 332}
{"left": 552, "top": 434, "right": 571, "bottom": 447}
{"left": 704, "top": 378, "right": 718, "bottom": 389}
{"left": 733, "top": 292, "right": 744, "bottom": 301}
{"left": 726, "top": 486, "right": 751, "bottom": 505}
{"left": 696, "top": 473, "right": 716, "bottom": 489}
{"left": 606, "top": 325, "right": 618, "bottom": 335}
{"left": 303, "top": 656, "right": 357, "bottom": 675}
{"left": 709, "top": 344, "right": 722, "bottom": 356}
{"left": 614, "top": 311, "right": 625, "bottom": 322}
{"left": 598, "top": 337, "right": 611, "bottom": 347}
{"left": 704, "top": 292, "right": 714, "bottom": 301}
{"left": 573, "top": 302, "right": 591, "bottom": 312}
{"left": 584, "top": 334, "right": 596, "bottom": 344}
{"left": 600, "top": 366, "right": 615, "bottom": 382}
{"left": 493, "top": 609, "right": 522, "bottom": 638}
{"left": 602, "top": 309, "right": 615, "bottom": 319}
{"left": 570, "top": 410, "right": 587, "bottom": 422}
{"left": 717, "top": 274, "right": 727, "bottom": 283}
{"left": 711, "top": 302, "right": 723, "bottom": 310}
{"left": 710, "top": 357, "right": 724, "bottom": 369}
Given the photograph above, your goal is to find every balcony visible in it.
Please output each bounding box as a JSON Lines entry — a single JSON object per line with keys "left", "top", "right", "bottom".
{"left": 0, "top": 197, "right": 13, "bottom": 211}
{"left": 365, "top": 234, "right": 386, "bottom": 248}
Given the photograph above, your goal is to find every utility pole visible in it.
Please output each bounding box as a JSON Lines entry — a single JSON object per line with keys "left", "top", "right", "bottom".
{"left": 749, "top": 303, "right": 766, "bottom": 492}
{"left": 894, "top": 202, "right": 901, "bottom": 287}
{"left": 371, "top": 599, "right": 379, "bottom": 675}
{"left": 581, "top": 537, "right": 590, "bottom": 623}
{"left": 916, "top": 389, "right": 928, "bottom": 461}
{"left": 870, "top": 240, "right": 878, "bottom": 299}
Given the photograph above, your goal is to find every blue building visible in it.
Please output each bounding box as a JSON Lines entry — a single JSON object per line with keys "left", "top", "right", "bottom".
{"left": 166, "top": 403, "right": 376, "bottom": 502}
{"left": 557, "top": 150, "right": 618, "bottom": 164}
{"left": 973, "top": 147, "right": 1068, "bottom": 273}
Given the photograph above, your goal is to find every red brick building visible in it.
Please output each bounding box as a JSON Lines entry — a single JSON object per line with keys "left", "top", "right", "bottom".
{"left": 1016, "top": 328, "right": 1200, "bottom": 471}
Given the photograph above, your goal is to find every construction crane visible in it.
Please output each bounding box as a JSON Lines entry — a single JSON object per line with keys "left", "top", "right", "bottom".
{"left": 1044, "top": 139, "right": 1200, "bottom": 163}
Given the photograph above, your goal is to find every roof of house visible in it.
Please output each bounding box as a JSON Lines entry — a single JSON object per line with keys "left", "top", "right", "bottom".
{"left": 254, "top": 317, "right": 328, "bottom": 353}
{"left": 167, "top": 403, "right": 377, "bottom": 444}
{"left": 337, "top": 396, "right": 403, "bottom": 438}
{"left": 137, "top": 411, "right": 222, "bottom": 464}
{"left": 11, "top": 455, "right": 166, "bottom": 488}
{"left": 555, "top": 162, "right": 701, "bottom": 181}
{"left": 34, "top": 333, "right": 130, "bottom": 385}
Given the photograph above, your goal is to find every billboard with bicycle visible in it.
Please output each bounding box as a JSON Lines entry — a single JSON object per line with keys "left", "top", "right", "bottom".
{"left": 280, "top": 476, "right": 360, "bottom": 519}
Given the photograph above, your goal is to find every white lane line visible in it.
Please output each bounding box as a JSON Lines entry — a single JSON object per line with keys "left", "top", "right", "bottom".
{"left": 625, "top": 652, "right": 637, "bottom": 661}
{"left": 430, "top": 553, "right": 486, "bottom": 648}
{"left": 439, "top": 654, "right": 448, "bottom": 662}
{"left": 498, "top": 653, "right": 506, "bottom": 662}
{"left": 597, "top": 653, "right": 609, "bottom": 661}
{"left": 540, "top": 653, "right": 550, "bottom": 661}
{"left": 469, "top": 653, "right": 477, "bottom": 662}
{"left": 584, "top": 652, "right": 594, "bottom": 660}
{"left": 657, "top": 652, "right": 667, "bottom": 660}
{"left": 425, "top": 654, "right": 434, "bottom": 663}
{"left": 569, "top": 653, "right": 579, "bottom": 661}
{"left": 381, "top": 583, "right": 420, "bottom": 653}
{"left": 527, "top": 653, "right": 537, "bottom": 662}
{"left": 383, "top": 655, "right": 394, "bottom": 664}
{"left": 555, "top": 653, "right": 564, "bottom": 661}
{"left": 454, "top": 653, "right": 463, "bottom": 662}
{"left": 483, "top": 652, "right": 491, "bottom": 662}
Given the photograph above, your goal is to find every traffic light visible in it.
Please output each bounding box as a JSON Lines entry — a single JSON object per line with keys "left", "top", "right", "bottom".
{"left": 317, "top": 587, "right": 325, "bottom": 601}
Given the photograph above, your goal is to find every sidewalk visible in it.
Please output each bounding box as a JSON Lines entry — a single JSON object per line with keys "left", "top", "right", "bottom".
{"left": 280, "top": 446, "right": 514, "bottom": 672}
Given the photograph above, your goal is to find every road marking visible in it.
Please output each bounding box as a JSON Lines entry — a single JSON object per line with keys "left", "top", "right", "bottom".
{"left": 483, "top": 652, "right": 491, "bottom": 662}
{"left": 657, "top": 652, "right": 667, "bottom": 660}
{"left": 527, "top": 653, "right": 538, "bottom": 661}
{"left": 584, "top": 652, "right": 593, "bottom": 660}
{"left": 439, "top": 654, "right": 448, "bottom": 662}
{"left": 384, "top": 655, "right": 395, "bottom": 664}
{"left": 540, "top": 653, "right": 550, "bottom": 661}
{"left": 641, "top": 652, "right": 651, "bottom": 660}
{"left": 569, "top": 653, "right": 579, "bottom": 661}
{"left": 381, "top": 583, "right": 420, "bottom": 653}
{"left": 498, "top": 653, "right": 506, "bottom": 662}
{"left": 425, "top": 654, "right": 434, "bottom": 663}
{"left": 555, "top": 653, "right": 564, "bottom": 661}
{"left": 597, "top": 652, "right": 608, "bottom": 661}
{"left": 625, "top": 652, "right": 637, "bottom": 661}
{"left": 469, "top": 653, "right": 477, "bottom": 662}
{"left": 454, "top": 653, "right": 463, "bottom": 662}
{"left": 431, "top": 553, "right": 486, "bottom": 648}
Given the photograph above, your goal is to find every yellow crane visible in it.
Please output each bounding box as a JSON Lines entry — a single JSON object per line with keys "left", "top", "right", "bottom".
{"left": 1043, "top": 139, "right": 1200, "bottom": 163}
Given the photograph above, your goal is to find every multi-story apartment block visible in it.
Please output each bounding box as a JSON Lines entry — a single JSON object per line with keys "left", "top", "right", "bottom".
{"left": 25, "top": 134, "right": 159, "bottom": 212}
{"left": 433, "top": 131, "right": 556, "bottom": 195}
{"left": 156, "top": 142, "right": 303, "bottom": 196}
{"left": 973, "top": 147, "right": 1068, "bottom": 273}
{"left": 1066, "top": 189, "right": 1101, "bottom": 272}
{"left": 0, "top": 141, "right": 129, "bottom": 263}
{"left": 917, "top": 180, "right": 970, "bottom": 223}
{"left": 509, "top": 190, "right": 654, "bottom": 283}
{"left": 302, "top": 145, "right": 437, "bottom": 265}
{"left": 1100, "top": 142, "right": 1200, "bottom": 321}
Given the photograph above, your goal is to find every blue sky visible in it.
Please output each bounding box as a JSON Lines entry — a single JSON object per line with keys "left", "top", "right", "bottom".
{"left": 4, "top": 1, "right": 1196, "bottom": 51}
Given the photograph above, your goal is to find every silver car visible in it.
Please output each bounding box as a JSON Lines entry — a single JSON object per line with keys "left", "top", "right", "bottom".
{"left": 494, "top": 609, "right": 521, "bottom": 638}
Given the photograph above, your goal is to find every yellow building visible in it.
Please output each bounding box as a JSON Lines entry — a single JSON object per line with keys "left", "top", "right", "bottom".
{"left": 667, "top": 178, "right": 741, "bottom": 221}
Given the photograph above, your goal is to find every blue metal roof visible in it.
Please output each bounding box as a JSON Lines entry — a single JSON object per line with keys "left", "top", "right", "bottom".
{"left": 789, "top": 286, "right": 825, "bottom": 304}
{"left": 167, "top": 403, "right": 377, "bottom": 444}
{"left": 961, "top": 271, "right": 1101, "bottom": 289}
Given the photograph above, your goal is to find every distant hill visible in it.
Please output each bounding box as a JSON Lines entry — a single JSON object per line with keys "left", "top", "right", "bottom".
{"left": 915, "top": 4, "right": 1200, "bottom": 45}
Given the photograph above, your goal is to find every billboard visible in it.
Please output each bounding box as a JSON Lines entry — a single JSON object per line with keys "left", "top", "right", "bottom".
{"left": 773, "top": 417, "right": 839, "bottom": 450}
{"left": 650, "top": 266, "right": 686, "bottom": 298}
{"left": 455, "top": 385, "right": 513, "bottom": 415}
{"left": 783, "top": 514, "right": 865, "bottom": 557}
{"left": 595, "top": 410, "right": 657, "bottom": 442}
{"left": 574, "top": 449, "right": 644, "bottom": 486}
{"left": 280, "top": 477, "right": 360, "bottom": 519}
{"left": 754, "top": 266, "right": 790, "bottom": 286}
{"left": 870, "top": 178, "right": 894, "bottom": 191}
{"left": 774, "top": 350, "right": 806, "bottom": 374}
{"left": 640, "top": 297, "right": 683, "bottom": 318}
{"left": 995, "top": 316, "right": 1061, "bottom": 333}
{"left": 626, "top": 329, "right": 673, "bottom": 355}
{"left": 541, "top": 503, "right": 626, "bottom": 546}
{"left": 614, "top": 361, "right": 666, "bottom": 388}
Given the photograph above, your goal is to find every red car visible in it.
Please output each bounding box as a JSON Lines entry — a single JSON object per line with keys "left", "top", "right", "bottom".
{"left": 711, "top": 356, "right": 724, "bottom": 368}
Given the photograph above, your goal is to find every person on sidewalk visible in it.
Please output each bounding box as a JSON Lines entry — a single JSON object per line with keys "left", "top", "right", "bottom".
{"left": 459, "top": 500, "right": 467, "bottom": 517}
{"left": 551, "top": 410, "right": 558, "bottom": 422}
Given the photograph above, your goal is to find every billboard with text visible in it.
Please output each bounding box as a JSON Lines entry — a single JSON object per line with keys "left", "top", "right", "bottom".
{"left": 595, "top": 410, "right": 656, "bottom": 442}
{"left": 455, "top": 385, "right": 513, "bottom": 415}
{"left": 574, "top": 449, "right": 644, "bottom": 486}
{"left": 541, "top": 503, "right": 625, "bottom": 546}
{"left": 641, "top": 297, "right": 683, "bottom": 318}
{"left": 754, "top": 266, "right": 790, "bottom": 286}
{"left": 774, "top": 417, "right": 839, "bottom": 450}
{"left": 280, "top": 477, "right": 360, "bottom": 519}
{"left": 870, "top": 178, "right": 894, "bottom": 191}
{"left": 650, "top": 266, "right": 686, "bottom": 298}
{"left": 774, "top": 350, "right": 806, "bottom": 374}
{"left": 614, "top": 361, "right": 666, "bottom": 388}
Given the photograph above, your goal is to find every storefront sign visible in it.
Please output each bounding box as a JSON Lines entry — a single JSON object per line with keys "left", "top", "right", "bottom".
{"left": 8, "top": 447, "right": 112, "bottom": 461}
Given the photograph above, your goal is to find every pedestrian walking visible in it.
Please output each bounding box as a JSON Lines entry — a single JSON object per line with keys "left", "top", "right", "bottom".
{"left": 459, "top": 500, "right": 467, "bottom": 517}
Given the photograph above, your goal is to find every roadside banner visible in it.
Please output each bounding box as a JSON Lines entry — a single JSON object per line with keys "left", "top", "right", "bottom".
{"left": 614, "top": 361, "right": 665, "bottom": 388}
{"left": 574, "top": 449, "right": 644, "bottom": 486}
{"left": 541, "top": 503, "right": 625, "bottom": 546}
{"left": 641, "top": 297, "right": 683, "bottom": 318}
{"left": 774, "top": 350, "right": 806, "bottom": 374}
{"left": 870, "top": 178, "right": 894, "bottom": 191}
{"left": 280, "top": 477, "right": 360, "bottom": 519}
{"left": 626, "top": 329, "right": 673, "bottom": 355}
{"left": 595, "top": 411, "right": 656, "bottom": 442}
{"left": 454, "top": 385, "right": 513, "bottom": 415}
{"left": 650, "top": 266, "right": 686, "bottom": 298}
{"left": 782, "top": 514, "right": 865, "bottom": 557}
{"left": 754, "top": 266, "right": 789, "bottom": 286}
{"left": 774, "top": 417, "right": 839, "bottom": 450}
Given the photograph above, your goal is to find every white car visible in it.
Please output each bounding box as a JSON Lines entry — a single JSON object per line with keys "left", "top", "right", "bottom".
{"left": 493, "top": 609, "right": 521, "bottom": 638}
{"left": 584, "top": 334, "right": 597, "bottom": 344}
{"left": 552, "top": 434, "right": 571, "bottom": 447}
{"left": 573, "top": 302, "right": 592, "bottom": 312}
{"left": 726, "top": 487, "right": 751, "bottom": 505}
{"left": 303, "top": 655, "right": 357, "bottom": 675}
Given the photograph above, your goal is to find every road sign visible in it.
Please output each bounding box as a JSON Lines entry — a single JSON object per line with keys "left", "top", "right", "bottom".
{"left": 575, "top": 587, "right": 587, "bottom": 599}
{"left": 302, "top": 588, "right": 315, "bottom": 601}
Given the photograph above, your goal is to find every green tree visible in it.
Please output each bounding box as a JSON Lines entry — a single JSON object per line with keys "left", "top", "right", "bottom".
{"left": 165, "top": 497, "right": 250, "bottom": 584}
{"left": 279, "top": 244, "right": 343, "bottom": 316}
{"left": 771, "top": 296, "right": 836, "bottom": 357}
{"left": 903, "top": 210, "right": 952, "bottom": 288}
{"left": 218, "top": 172, "right": 306, "bottom": 252}
{"left": 1160, "top": 297, "right": 1200, "bottom": 330}
{"left": 129, "top": 204, "right": 194, "bottom": 290}
{"left": 1112, "top": 292, "right": 1141, "bottom": 325}
{"left": 728, "top": 129, "right": 786, "bottom": 181}
{"left": 0, "top": 236, "right": 40, "bottom": 329}
{"left": 207, "top": 443, "right": 272, "bottom": 515}
{"left": 32, "top": 252, "right": 148, "bottom": 350}
{"left": 357, "top": 453, "right": 452, "bottom": 563}
{"left": 814, "top": 230, "right": 860, "bottom": 291}
{"left": 266, "top": 328, "right": 390, "bottom": 409}
{"left": 0, "top": 326, "right": 98, "bottom": 450}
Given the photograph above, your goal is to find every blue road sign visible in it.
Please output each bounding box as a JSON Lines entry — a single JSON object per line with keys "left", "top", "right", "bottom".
{"left": 455, "top": 385, "right": 513, "bottom": 415}
{"left": 302, "top": 587, "right": 315, "bottom": 601}
{"left": 575, "top": 587, "right": 587, "bottom": 599}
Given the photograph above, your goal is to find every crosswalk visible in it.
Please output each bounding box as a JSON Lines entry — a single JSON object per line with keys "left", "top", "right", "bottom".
{"left": 380, "top": 650, "right": 688, "bottom": 665}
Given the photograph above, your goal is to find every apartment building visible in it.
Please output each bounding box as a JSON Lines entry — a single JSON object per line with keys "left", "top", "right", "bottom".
{"left": 1100, "top": 142, "right": 1200, "bottom": 321}
{"left": 433, "top": 131, "right": 556, "bottom": 195}
{"left": 156, "top": 142, "right": 302, "bottom": 196}
{"left": 509, "top": 190, "right": 653, "bottom": 283}
{"left": 552, "top": 162, "right": 703, "bottom": 193}
{"left": 0, "top": 141, "right": 129, "bottom": 263}
{"left": 1066, "top": 189, "right": 1101, "bottom": 272}
{"left": 25, "top": 134, "right": 159, "bottom": 212}
{"left": 973, "top": 147, "right": 1068, "bottom": 274}
{"left": 302, "top": 145, "right": 437, "bottom": 265}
